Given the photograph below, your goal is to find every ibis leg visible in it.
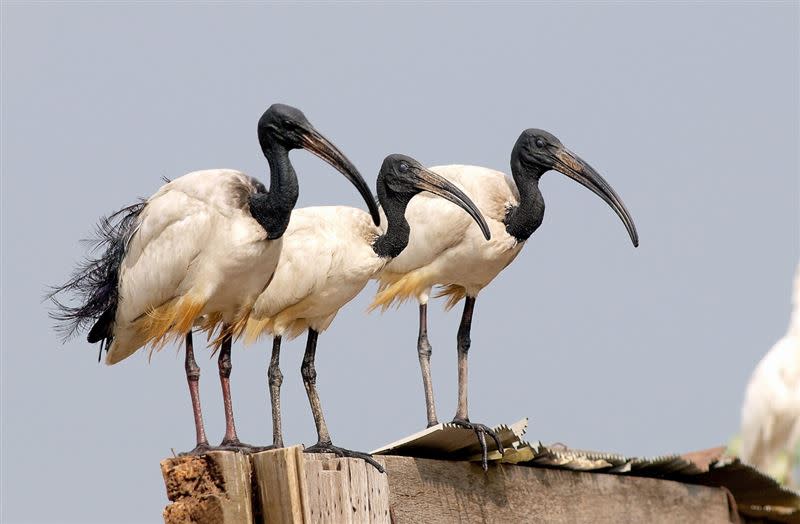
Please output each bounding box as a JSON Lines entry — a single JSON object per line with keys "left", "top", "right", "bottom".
{"left": 451, "top": 297, "right": 504, "bottom": 470}
{"left": 182, "top": 331, "right": 210, "bottom": 455}
{"left": 454, "top": 297, "right": 475, "bottom": 422}
{"left": 301, "top": 329, "right": 384, "bottom": 473}
{"left": 216, "top": 330, "right": 265, "bottom": 452}
{"left": 417, "top": 303, "right": 439, "bottom": 427}
{"left": 268, "top": 336, "right": 284, "bottom": 448}
{"left": 218, "top": 332, "right": 241, "bottom": 446}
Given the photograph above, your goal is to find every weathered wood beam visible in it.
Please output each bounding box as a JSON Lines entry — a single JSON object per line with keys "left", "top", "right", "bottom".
{"left": 161, "top": 451, "right": 738, "bottom": 523}
{"left": 381, "top": 456, "right": 736, "bottom": 524}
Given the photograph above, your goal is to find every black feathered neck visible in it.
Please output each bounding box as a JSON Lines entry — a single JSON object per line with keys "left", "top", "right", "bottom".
{"left": 250, "top": 140, "right": 299, "bottom": 240}
{"left": 371, "top": 175, "right": 412, "bottom": 259}
{"left": 504, "top": 157, "right": 545, "bottom": 242}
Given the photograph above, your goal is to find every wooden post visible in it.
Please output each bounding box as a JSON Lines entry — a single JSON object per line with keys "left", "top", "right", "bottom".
{"left": 301, "top": 454, "right": 389, "bottom": 523}
{"left": 161, "top": 453, "right": 750, "bottom": 523}
{"left": 161, "top": 451, "right": 253, "bottom": 524}
{"left": 251, "top": 446, "right": 308, "bottom": 523}
{"left": 381, "top": 456, "right": 735, "bottom": 523}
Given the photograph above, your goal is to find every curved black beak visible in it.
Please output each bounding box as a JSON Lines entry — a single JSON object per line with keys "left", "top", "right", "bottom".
{"left": 554, "top": 148, "right": 639, "bottom": 247}
{"left": 412, "top": 167, "right": 492, "bottom": 241}
{"left": 300, "top": 128, "right": 381, "bottom": 227}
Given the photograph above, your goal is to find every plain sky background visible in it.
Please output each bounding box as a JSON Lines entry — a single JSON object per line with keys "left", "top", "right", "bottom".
{"left": 2, "top": 3, "right": 798, "bottom": 523}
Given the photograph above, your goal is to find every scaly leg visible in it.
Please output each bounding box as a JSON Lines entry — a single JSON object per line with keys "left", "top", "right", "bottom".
{"left": 182, "top": 331, "right": 210, "bottom": 455}
{"left": 417, "top": 303, "right": 439, "bottom": 427}
{"left": 216, "top": 329, "right": 257, "bottom": 452}
{"left": 451, "top": 297, "right": 503, "bottom": 470}
{"left": 301, "top": 329, "right": 384, "bottom": 473}
{"left": 268, "top": 336, "right": 284, "bottom": 448}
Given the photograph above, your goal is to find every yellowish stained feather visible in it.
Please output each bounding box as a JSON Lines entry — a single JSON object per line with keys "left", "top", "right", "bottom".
{"left": 433, "top": 284, "right": 467, "bottom": 311}
{"left": 134, "top": 296, "right": 206, "bottom": 360}
{"left": 370, "top": 271, "right": 430, "bottom": 312}
{"left": 285, "top": 319, "right": 310, "bottom": 340}
{"left": 243, "top": 316, "right": 273, "bottom": 345}
{"left": 244, "top": 314, "right": 311, "bottom": 345}
{"left": 198, "top": 312, "right": 223, "bottom": 335}
{"left": 205, "top": 306, "right": 253, "bottom": 351}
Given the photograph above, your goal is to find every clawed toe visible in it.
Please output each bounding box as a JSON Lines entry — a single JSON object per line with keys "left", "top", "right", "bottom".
{"left": 305, "top": 442, "right": 385, "bottom": 473}
{"left": 451, "top": 419, "right": 505, "bottom": 471}
{"left": 217, "top": 439, "right": 273, "bottom": 453}
{"left": 179, "top": 442, "right": 213, "bottom": 456}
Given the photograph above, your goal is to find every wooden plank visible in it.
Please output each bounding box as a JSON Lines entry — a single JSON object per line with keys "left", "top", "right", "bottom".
{"left": 161, "top": 451, "right": 253, "bottom": 524}
{"left": 301, "top": 453, "right": 390, "bottom": 523}
{"left": 303, "top": 454, "right": 352, "bottom": 523}
{"left": 251, "top": 445, "right": 306, "bottom": 524}
{"left": 381, "top": 456, "right": 735, "bottom": 524}
{"left": 365, "top": 457, "right": 390, "bottom": 522}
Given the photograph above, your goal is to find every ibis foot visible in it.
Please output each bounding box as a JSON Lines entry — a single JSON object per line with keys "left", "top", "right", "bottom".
{"left": 216, "top": 439, "right": 274, "bottom": 453}
{"left": 179, "top": 442, "right": 213, "bottom": 456}
{"left": 450, "top": 418, "right": 505, "bottom": 471}
{"left": 304, "top": 441, "right": 385, "bottom": 473}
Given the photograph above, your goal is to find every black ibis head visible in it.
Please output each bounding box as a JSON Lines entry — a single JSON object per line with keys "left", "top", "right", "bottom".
{"left": 258, "top": 104, "right": 380, "bottom": 226}
{"left": 378, "top": 154, "right": 491, "bottom": 241}
{"left": 513, "top": 129, "right": 639, "bottom": 247}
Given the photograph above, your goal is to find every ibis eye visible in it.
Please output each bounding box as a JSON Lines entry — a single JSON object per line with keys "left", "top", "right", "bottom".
{"left": 398, "top": 162, "right": 409, "bottom": 173}
{"left": 535, "top": 138, "right": 546, "bottom": 148}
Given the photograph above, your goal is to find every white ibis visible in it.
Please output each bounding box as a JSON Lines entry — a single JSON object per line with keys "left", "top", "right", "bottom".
{"left": 241, "top": 154, "right": 491, "bottom": 470}
{"left": 740, "top": 263, "right": 800, "bottom": 482}
{"left": 49, "top": 104, "right": 380, "bottom": 454}
{"left": 371, "top": 130, "right": 639, "bottom": 468}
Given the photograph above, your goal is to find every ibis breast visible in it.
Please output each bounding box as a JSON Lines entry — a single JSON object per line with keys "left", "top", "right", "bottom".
{"left": 378, "top": 165, "right": 524, "bottom": 302}
{"left": 247, "top": 206, "right": 383, "bottom": 340}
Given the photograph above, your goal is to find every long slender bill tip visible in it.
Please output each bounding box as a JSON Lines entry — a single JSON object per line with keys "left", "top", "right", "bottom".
{"left": 369, "top": 208, "right": 381, "bottom": 227}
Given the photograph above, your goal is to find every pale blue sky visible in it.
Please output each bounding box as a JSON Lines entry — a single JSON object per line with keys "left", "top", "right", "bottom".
{"left": 2, "top": 3, "right": 798, "bottom": 522}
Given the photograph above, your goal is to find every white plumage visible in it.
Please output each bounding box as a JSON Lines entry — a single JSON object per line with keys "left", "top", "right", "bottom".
{"left": 245, "top": 205, "right": 383, "bottom": 340}
{"left": 244, "top": 154, "right": 490, "bottom": 467}
{"left": 51, "top": 103, "right": 380, "bottom": 453}
{"left": 109, "top": 169, "right": 275, "bottom": 364}
{"left": 374, "top": 165, "right": 524, "bottom": 309}
{"left": 740, "top": 263, "right": 800, "bottom": 480}
{"left": 369, "top": 130, "right": 638, "bottom": 469}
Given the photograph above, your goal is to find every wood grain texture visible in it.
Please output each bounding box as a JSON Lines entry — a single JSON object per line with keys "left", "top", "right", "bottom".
{"left": 302, "top": 453, "right": 390, "bottom": 523}
{"left": 381, "top": 456, "right": 736, "bottom": 524}
{"left": 252, "top": 446, "right": 308, "bottom": 524}
{"left": 160, "top": 452, "right": 740, "bottom": 524}
{"left": 161, "top": 451, "right": 253, "bottom": 524}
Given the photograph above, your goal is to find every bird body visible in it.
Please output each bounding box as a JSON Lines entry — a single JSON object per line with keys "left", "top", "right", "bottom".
{"left": 245, "top": 154, "right": 491, "bottom": 469}
{"left": 368, "top": 130, "right": 638, "bottom": 468}
{"left": 740, "top": 264, "right": 800, "bottom": 479}
{"left": 374, "top": 165, "right": 524, "bottom": 309}
{"left": 108, "top": 169, "right": 276, "bottom": 364}
{"left": 245, "top": 205, "right": 385, "bottom": 340}
{"left": 51, "top": 103, "right": 380, "bottom": 453}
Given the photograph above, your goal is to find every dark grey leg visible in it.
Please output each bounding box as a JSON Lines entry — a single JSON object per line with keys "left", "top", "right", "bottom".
{"left": 268, "top": 336, "right": 284, "bottom": 448}
{"left": 301, "top": 329, "right": 384, "bottom": 473}
{"left": 417, "top": 303, "right": 439, "bottom": 427}
{"left": 454, "top": 297, "right": 475, "bottom": 422}
{"left": 450, "top": 297, "right": 504, "bottom": 470}
{"left": 300, "top": 329, "right": 332, "bottom": 445}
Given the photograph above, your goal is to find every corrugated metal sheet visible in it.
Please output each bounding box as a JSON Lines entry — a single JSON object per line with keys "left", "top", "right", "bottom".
{"left": 373, "top": 418, "right": 800, "bottom": 523}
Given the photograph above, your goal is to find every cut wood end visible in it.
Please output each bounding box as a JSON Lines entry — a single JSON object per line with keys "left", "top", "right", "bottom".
{"left": 160, "top": 455, "right": 224, "bottom": 502}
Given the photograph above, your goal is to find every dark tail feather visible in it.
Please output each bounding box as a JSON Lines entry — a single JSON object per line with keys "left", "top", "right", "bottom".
{"left": 47, "top": 201, "right": 146, "bottom": 355}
